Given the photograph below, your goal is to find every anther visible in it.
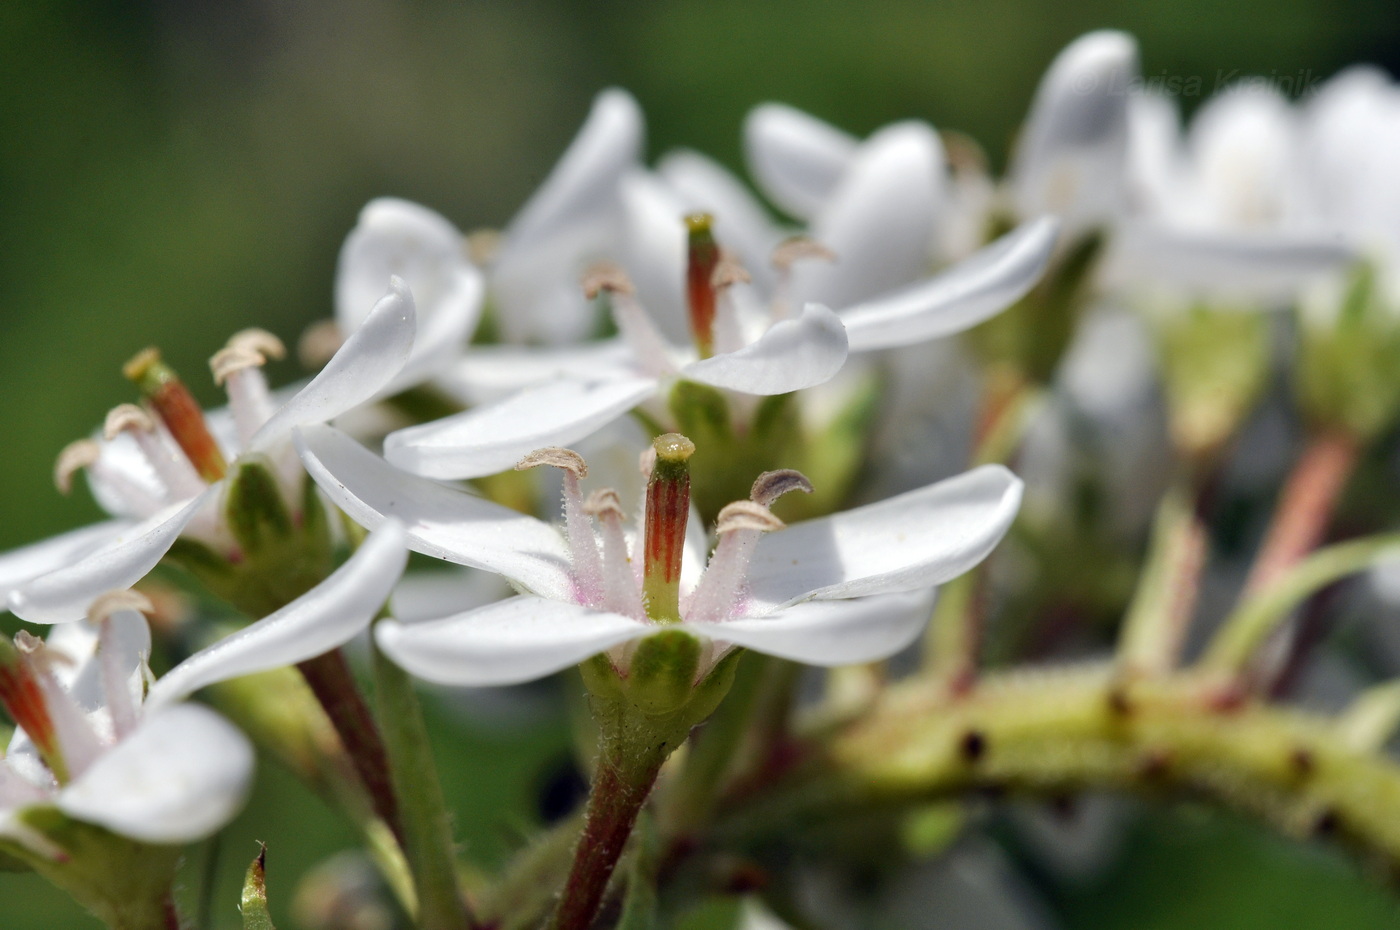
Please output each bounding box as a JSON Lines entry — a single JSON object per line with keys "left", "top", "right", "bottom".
{"left": 226, "top": 329, "right": 286, "bottom": 362}
{"left": 13, "top": 631, "right": 44, "bottom": 655}
{"left": 711, "top": 253, "right": 752, "bottom": 290}
{"left": 87, "top": 590, "right": 155, "bottom": 625}
{"left": 771, "top": 236, "right": 836, "bottom": 272}
{"left": 298, "top": 320, "right": 344, "bottom": 370}
{"left": 750, "top": 469, "right": 814, "bottom": 508}
{"left": 582, "top": 263, "right": 636, "bottom": 299}
{"left": 585, "top": 488, "right": 645, "bottom": 619}
{"left": 716, "top": 500, "right": 785, "bottom": 535}
{"left": 54, "top": 440, "right": 100, "bottom": 494}
{"left": 103, "top": 404, "right": 156, "bottom": 440}
{"left": 583, "top": 488, "right": 625, "bottom": 519}
{"left": 465, "top": 228, "right": 501, "bottom": 267}
{"left": 516, "top": 447, "right": 589, "bottom": 478}
{"left": 102, "top": 402, "right": 206, "bottom": 501}
{"left": 210, "top": 346, "right": 264, "bottom": 386}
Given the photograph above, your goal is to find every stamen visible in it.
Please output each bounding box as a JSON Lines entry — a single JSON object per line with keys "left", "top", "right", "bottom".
{"left": 751, "top": 469, "right": 814, "bottom": 507}
{"left": 298, "top": 320, "right": 344, "bottom": 370}
{"left": 689, "top": 470, "right": 813, "bottom": 625}
{"left": 104, "top": 403, "right": 206, "bottom": 501}
{"left": 770, "top": 236, "right": 836, "bottom": 322}
{"left": 685, "top": 213, "right": 721, "bottom": 358}
{"left": 211, "top": 337, "right": 279, "bottom": 448}
{"left": 642, "top": 433, "right": 695, "bottom": 623}
{"left": 583, "top": 263, "right": 675, "bottom": 379}
{"left": 0, "top": 636, "right": 101, "bottom": 784}
{"left": 123, "top": 348, "right": 228, "bottom": 483}
{"left": 585, "top": 489, "right": 645, "bottom": 619}
{"left": 54, "top": 440, "right": 99, "bottom": 495}
{"left": 516, "top": 448, "right": 604, "bottom": 607}
{"left": 88, "top": 590, "right": 153, "bottom": 739}
{"left": 710, "top": 251, "right": 751, "bottom": 357}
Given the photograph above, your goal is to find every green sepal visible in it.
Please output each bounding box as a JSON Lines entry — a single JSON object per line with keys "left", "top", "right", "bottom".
{"left": 225, "top": 456, "right": 295, "bottom": 555}
{"left": 3, "top": 806, "right": 183, "bottom": 930}
{"left": 966, "top": 228, "right": 1105, "bottom": 384}
{"left": 1298, "top": 262, "right": 1400, "bottom": 440}
{"left": 241, "top": 845, "right": 277, "bottom": 930}
{"left": 1158, "top": 303, "right": 1271, "bottom": 463}
{"left": 627, "top": 630, "right": 702, "bottom": 716}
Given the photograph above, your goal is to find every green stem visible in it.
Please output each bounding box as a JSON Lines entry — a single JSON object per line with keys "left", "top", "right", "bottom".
{"left": 1117, "top": 477, "right": 1208, "bottom": 678}
{"left": 925, "top": 573, "right": 978, "bottom": 692}
{"left": 370, "top": 639, "right": 475, "bottom": 930}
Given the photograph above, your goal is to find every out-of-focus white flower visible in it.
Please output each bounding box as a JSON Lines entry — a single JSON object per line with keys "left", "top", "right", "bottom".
{"left": 0, "top": 520, "right": 404, "bottom": 852}
{"left": 295, "top": 425, "right": 1021, "bottom": 686}
{"left": 1, "top": 280, "right": 419, "bottom": 623}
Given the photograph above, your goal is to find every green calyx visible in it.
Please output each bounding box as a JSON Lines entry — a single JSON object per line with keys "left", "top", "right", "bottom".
{"left": 1158, "top": 302, "right": 1271, "bottom": 464}
{"left": 165, "top": 462, "right": 334, "bottom": 618}
{"left": 1297, "top": 262, "right": 1400, "bottom": 441}
{"left": 581, "top": 633, "right": 741, "bottom": 726}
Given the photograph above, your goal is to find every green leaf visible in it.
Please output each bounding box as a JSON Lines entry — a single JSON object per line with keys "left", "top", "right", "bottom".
{"left": 241, "top": 844, "right": 276, "bottom": 930}
{"left": 616, "top": 813, "right": 659, "bottom": 930}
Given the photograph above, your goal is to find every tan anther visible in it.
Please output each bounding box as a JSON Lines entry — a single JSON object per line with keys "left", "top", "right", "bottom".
{"left": 942, "top": 129, "right": 989, "bottom": 176}
{"left": 297, "top": 320, "right": 345, "bottom": 370}
{"left": 103, "top": 403, "right": 156, "bottom": 440}
{"left": 14, "top": 630, "right": 44, "bottom": 655}
{"left": 55, "top": 439, "right": 100, "bottom": 494}
{"left": 465, "top": 228, "right": 502, "bottom": 267}
{"left": 717, "top": 499, "right": 785, "bottom": 535}
{"left": 751, "top": 468, "right": 814, "bottom": 507}
{"left": 227, "top": 328, "right": 286, "bottom": 362}
{"left": 771, "top": 236, "right": 837, "bottom": 271}
{"left": 515, "top": 447, "right": 589, "bottom": 478}
{"left": 583, "top": 488, "right": 625, "bottom": 519}
{"left": 87, "top": 589, "right": 156, "bottom": 624}
{"left": 711, "top": 252, "right": 752, "bottom": 290}
{"left": 209, "top": 346, "right": 266, "bottom": 385}
{"left": 582, "top": 263, "right": 636, "bottom": 299}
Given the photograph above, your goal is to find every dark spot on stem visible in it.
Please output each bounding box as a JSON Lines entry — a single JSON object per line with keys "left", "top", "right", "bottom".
{"left": 1312, "top": 808, "right": 1340, "bottom": 837}
{"left": 1290, "top": 747, "right": 1316, "bottom": 779}
{"left": 1107, "top": 687, "right": 1132, "bottom": 717}
{"left": 959, "top": 729, "right": 987, "bottom": 763}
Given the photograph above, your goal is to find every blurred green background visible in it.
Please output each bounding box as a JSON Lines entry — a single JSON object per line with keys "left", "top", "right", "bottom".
{"left": 3, "top": 0, "right": 1400, "bottom": 927}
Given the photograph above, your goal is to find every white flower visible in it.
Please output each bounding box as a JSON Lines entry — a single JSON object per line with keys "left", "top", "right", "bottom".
{"left": 1, "top": 279, "right": 419, "bottom": 623}
{"left": 337, "top": 89, "right": 643, "bottom": 352}
{"left": 0, "top": 519, "right": 406, "bottom": 852}
{"left": 294, "top": 424, "right": 1022, "bottom": 686}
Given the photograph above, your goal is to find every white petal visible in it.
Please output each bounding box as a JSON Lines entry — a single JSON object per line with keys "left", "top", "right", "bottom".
{"left": 434, "top": 340, "right": 635, "bottom": 405}
{"left": 841, "top": 218, "right": 1061, "bottom": 352}
{"left": 686, "top": 589, "right": 934, "bottom": 665}
{"left": 48, "top": 612, "right": 151, "bottom": 716}
{"left": 1183, "top": 83, "right": 1301, "bottom": 231}
{"left": 744, "top": 104, "right": 858, "bottom": 220}
{"left": 0, "top": 521, "right": 128, "bottom": 603}
{"left": 377, "top": 596, "right": 647, "bottom": 686}
{"left": 144, "top": 521, "right": 408, "bottom": 713}
{"left": 335, "top": 198, "right": 462, "bottom": 333}
{"left": 390, "top": 567, "right": 513, "bottom": 625}
{"left": 8, "top": 490, "right": 217, "bottom": 624}
{"left": 391, "top": 265, "right": 482, "bottom": 389}
{"left": 1011, "top": 30, "right": 1137, "bottom": 225}
{"left": 384, "top": 376, "right": 658, "bottom": 479}
{"left": 620, "top": 171, "right": 689, "bottom": 342}
{"left": 504, "top": 89, "right": 644, "bottom": 251}
{"left": 295, "top": 425, "right": 574, "bottom": 599}
{"left": 658, "top": 149, "right": 784, "bottom": 289}
{"left": 794, "top": 121, "right": 944, "bottom": 309}
{"left": 680, "top": 304, "right": 848, "bottom": 395}
{"left": 747, "top": 465, "right": 1023, "bottom": 607}
{"left": 56, "top": 704, "right": 253, "bottom": 843}
{"left": 253, "top": 277, "right": 416, "bottom": 451}
{"left": 1106, "top": 223, "right": 1354, "bottom": 301}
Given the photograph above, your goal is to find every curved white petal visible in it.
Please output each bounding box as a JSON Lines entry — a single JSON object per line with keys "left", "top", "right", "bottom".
{"left": 686, "top": 589, "right": 934, "bottom": 665}
{"left": 747, "top": 465, "right": 1023, "bottom": 607}
{"left": 253, "top": 277, "right": 416, "bottom": 451}
{"left": 744, "top": 104, "right": 858, "bottom": 220}
{"left": 620, "top": 171, "right": 689, "bottom": 342}
{"left": 794, "top": 121, "right": 943, "bottom": 309}
{"left": 0, "top": 521, "right": 129, "bottom": 603}
{"left": 1107, "top": 223, "right": 1354, "bottom": 300}
{"left": 434, "top": 340, "right": 635, "bottom": 405}
{"left": 390, "top": 265, "right": 483, "bottom": 389}
{"left": 658, "top": 149, "right": 784, "bottom": 288}
{"left": 377, "top": 596, "right": 647, "bottom": 686}
{"left": 842, "top": 217, "right": 1061, "bottom": 352}
{"left": 680, "top": 304, "right": 848, "bottom": 394}
{"left": 390, "top": 567, "right": 513, "bottom": 625}
{"left": 296, "top": 425, "right": 573, "bottom": 599}
{"left": 56, "top": 705, "right": 253, "bottom": 843}
{"left": 8, "top": 490, "right": 218, "bottom": 624}
{"left": 384, "top": 376, "right": 658, "bottom": 480}
{"left": 48, "top": 612, "right": 151, "bottom": 717}
{"left": 504, "top": 89, "right": 644, "bottom": 252}
{"left": 336, "top": 199, "right": 463, "bottom": 332}
{"left": 1011, "top": 30, "right": 1137, "bottom": 226}
{"left": 1183, "top": 83, "right": 1301, "bottom": 231}
{"left": 144, "top": 521, "right": 408, "bottom": 713}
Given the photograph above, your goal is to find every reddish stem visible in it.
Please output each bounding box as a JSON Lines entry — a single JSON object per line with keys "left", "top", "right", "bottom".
{"left": 298, "top": 649, "right": 403, "bottom": 846}
{"left": 1243, "top": 428, "right": 1360, "bottom": 595}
